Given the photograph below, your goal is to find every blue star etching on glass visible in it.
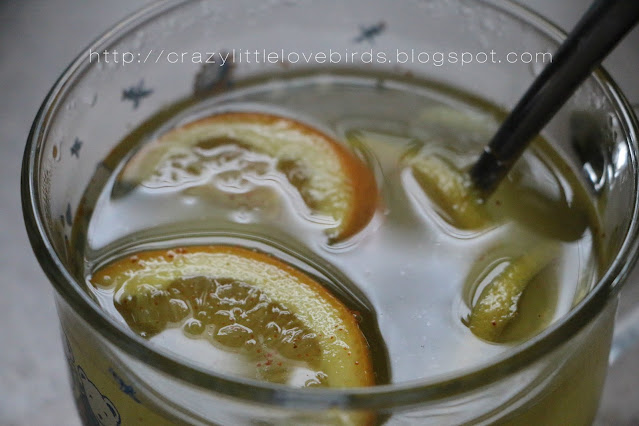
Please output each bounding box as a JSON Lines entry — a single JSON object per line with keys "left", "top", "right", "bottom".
{"left": 122, "top": 80, "right": 153, "bottom": 109}
{"left": 354, "top": 22, "right": 386, "bottom": 44}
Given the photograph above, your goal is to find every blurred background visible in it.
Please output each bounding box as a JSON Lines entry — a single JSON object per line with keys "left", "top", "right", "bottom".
{"left": 1, "top": 0, "right": 638, "bottom": 424}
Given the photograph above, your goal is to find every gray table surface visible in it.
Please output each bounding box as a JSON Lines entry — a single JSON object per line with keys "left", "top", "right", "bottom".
{"left": 1, "top": 1, "right": 638, "bottom": 425}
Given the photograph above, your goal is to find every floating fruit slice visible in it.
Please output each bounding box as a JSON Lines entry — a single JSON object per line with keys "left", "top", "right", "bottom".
{"left": 92, "top": 246, "right": 374, "bottom": 388}
{"left": 405, "top": 153, "right": 489, "bottom": 229}
{"left": 467, "top": 241, "right": 560, "bottom": 342}
{"left": 412, "top": 106, "right": 497, "bottom": 145}
{"left": 119, "top": 112, "right": 378, "bottom": 242}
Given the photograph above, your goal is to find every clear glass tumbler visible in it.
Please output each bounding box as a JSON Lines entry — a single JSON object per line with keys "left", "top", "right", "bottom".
{"left": 22, "top": 0, "right": 639, "bottom": 424}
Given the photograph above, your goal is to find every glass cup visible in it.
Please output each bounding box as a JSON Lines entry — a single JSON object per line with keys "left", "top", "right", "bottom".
{"left": 21, "top": 0, "right": 639, "bottom": 424}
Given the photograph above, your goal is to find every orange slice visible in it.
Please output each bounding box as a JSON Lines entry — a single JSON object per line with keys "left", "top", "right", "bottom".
{"left": 92, "top": 246, "right": 374, "bottom": 389}
{"left": 120, "top": 112, "right": 378, "bottom": 241}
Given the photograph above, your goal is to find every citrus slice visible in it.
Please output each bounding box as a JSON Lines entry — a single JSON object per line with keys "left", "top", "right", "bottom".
{"left": 405, "top": 153, "right": 489, "bottom": 229}
{"left": 412, "top": 106, "right": 497, "bottom": 147}
{"left": 91, "top": 246, "right": 374, "bottom": 388}
{"left": 468, "top": 240, "right": 560, "bottom": 342}
{"left": 119, "top": 112, "right": 378, "bottom": 242}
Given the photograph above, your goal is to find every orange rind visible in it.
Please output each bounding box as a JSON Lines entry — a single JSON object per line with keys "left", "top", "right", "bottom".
{"left": 120, "top": 112, "right": 378, "bottom": 242}
{"left": 92, "top": 245, "right": 374, "bottom": 388}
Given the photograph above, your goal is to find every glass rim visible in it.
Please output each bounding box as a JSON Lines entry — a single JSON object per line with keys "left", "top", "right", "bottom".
{"left": 21, "top": 0, "right": 639, "bottom": 410}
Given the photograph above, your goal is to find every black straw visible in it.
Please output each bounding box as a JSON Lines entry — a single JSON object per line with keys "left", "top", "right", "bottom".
{"left": 470, "top": 0, "right": 639, "bottom": 196}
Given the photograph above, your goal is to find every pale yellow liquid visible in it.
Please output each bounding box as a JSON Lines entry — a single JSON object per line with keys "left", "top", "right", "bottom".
{"left": 76, "top": 72, "right": 601, "bottom": 388}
